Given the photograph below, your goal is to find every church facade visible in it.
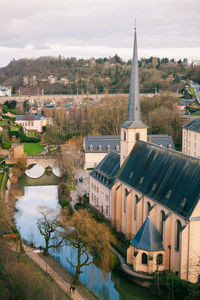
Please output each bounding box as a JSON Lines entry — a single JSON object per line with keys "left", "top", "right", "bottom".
{"left": 88, "top": 28, "right": 200, "bottom": 283}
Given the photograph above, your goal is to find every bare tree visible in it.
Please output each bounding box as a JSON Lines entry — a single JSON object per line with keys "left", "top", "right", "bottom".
{"left": 37, "top": 206, "right": 63, "bottom": 256}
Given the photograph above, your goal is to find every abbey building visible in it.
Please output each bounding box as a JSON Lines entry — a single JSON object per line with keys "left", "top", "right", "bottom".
{"left": 88, "top": 29, "right": 200, "bottom": 283}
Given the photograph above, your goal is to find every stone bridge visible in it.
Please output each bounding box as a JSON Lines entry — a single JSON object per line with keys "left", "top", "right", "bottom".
{"left": 27, "top": 155, "right": 61, "bottom": 169}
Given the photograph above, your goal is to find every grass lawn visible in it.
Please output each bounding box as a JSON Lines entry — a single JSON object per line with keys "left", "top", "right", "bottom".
{"left": 0, "top": 120, "right": 8, "bottom": 126}
{"left": 10, "top": 126, "right": 19, "bottom": 131}
{"left": 23, "top": 143, "right": 45, "bottom": 155}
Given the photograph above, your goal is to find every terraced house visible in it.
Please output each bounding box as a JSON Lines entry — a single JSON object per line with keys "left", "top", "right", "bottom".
{"left": 89, "top": 28, "right": 200, "bottom": 283}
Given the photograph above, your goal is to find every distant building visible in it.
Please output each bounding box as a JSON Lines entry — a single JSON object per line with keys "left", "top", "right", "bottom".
{"left": 182, "top": 118, "right": 200, "bottom": 157}
{"left": 83, "top": 135, "right": 120, "bottom": 169}
{"left": 15, "top": 115, "right": 46, "bottom": 132}
{"left": 83, "top": 134, "right": 174, "bottom": 169}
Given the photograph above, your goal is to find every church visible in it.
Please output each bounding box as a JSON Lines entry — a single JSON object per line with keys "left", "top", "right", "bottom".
{"left": 89, "top": 28, "right": 200, "bottom": 283}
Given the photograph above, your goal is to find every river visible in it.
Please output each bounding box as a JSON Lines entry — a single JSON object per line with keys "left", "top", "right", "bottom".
{"left": 15, "top": 173, "right": 160, "bottom": 300}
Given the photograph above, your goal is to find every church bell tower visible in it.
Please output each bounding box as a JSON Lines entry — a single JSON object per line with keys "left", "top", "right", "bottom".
{"left": 120, "top": 27, "right": 148, "bottom": 166}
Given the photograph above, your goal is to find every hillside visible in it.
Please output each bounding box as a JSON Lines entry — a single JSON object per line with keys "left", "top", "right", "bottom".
{"left": 0, "top": 55, "right": 199, "bottom": 95}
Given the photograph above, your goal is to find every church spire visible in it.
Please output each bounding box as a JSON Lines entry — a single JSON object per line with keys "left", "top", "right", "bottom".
{"left": 127, "top": 26, "right": 140, "bottom": 122}
{"left": 121, "top": 25, "right": 147, "bottom": 129}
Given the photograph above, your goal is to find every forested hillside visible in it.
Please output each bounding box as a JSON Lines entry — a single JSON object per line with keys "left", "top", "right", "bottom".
{"left": 0, "top": 55, "right": 199, "bottom": 95}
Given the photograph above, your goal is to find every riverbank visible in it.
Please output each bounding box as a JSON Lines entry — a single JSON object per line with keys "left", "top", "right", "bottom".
{"left": 23, "top": 244, "right": 96, "bottom": 300}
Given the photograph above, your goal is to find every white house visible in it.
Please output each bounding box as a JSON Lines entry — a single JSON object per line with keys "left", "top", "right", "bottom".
{"left": 15, "top": 115, "right": 46, "bottom": 133}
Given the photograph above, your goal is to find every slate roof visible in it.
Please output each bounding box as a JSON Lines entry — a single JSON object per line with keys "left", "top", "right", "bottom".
{"left": 84, "top": 134, "right": 175, "bottom": 152}
{"left": 183, "top": 118, "right": 200, "bottom": 133}
{"left": 16, "top": 114, "right": 45, "bottom": 121}
{"left": 90, "top": 151, "right": 120, "bottom": 189}
{"left": 84, "top": 135, "right": 120, "bottom": 153}
{"left": 117, "top": 141, "right": 200, "bottom": 219}
{"left": 148, "top": 135, "right": 175, "bottom": 150}
{"left": 130, "top": 216, "right": 164, "bottom": 251}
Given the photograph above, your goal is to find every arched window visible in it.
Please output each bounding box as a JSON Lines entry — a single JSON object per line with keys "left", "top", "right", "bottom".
{"left": 136, "top": 132, "right": 140, "bottom": 141}
{"left": 146, "top": 202, "right": 151, "bottom": 217}
{"left": 107, "top": 144, "right": 111, "bottom": 151}
{"left": 156, "top": 254, "right": 163, "bottom": 265}
{"left": 175, "top": 220, "right": 181, "bottom": 251}
{"left": 124, "top": 131, "right": 126, "bottom": 141}
{"left": 98, "top": 145, "right": 102, "bottom": 151}
{"left": 142, "top": 253, "right": 148, "bottom": 265}
{"left": 89, "top": 144, "right": 93, "bottom": 151}
{"left": 160, "top": 211, "right": 165, "bottom": 241}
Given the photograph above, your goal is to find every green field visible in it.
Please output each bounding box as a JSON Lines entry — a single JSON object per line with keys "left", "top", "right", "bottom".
{"left": 23, "top": 143, "right": 45, "bottom": 155}
{"left": 10, "top": 126, "right": 19, "bottom": 131}
{"left": 0, "top": 120, "right": 8, "bottom": 126}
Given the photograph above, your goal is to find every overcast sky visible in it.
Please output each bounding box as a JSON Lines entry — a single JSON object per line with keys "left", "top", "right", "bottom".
{"left": 0, "top": 0, "right": 199, "bottom": 67}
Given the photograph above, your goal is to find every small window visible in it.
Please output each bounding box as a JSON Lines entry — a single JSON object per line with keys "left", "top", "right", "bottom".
{"left": 89, "top": 144, "right": 93, "bottom": 151}
{"left": 156, "top": 254, "right": 163, "bottom": 265}
{"left": 107, "top": 144, "right": 111, "bottom": 151}
{"left": 124, "top": 189, "right": 127, "bottom": 213}
{"left": 97, "top": 187, "right": 99, "bottom": 193}
{"left": 98, "top": 145, "right": 102, "bottom": 151}
{"left": 106, "top": 205, "right": 109, "bottom": 215}
{"left": 91, "top": 183, "right": 93, "bottom": 189}
{"left": 142, "top": 253, "right": 148, "bottom": 265}
{"left": 116, "top": 144, "right": 120, "bottom": 151}
{"left": 136, "top": 132, "right": 140, "bottom": 141}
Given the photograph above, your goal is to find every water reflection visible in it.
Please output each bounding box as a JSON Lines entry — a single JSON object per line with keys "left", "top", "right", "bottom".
{"left": 15, "top": 185, "right": 160, "bottom": 300}
{"left": 25, "top": 164, "right": 45, "bottom": 178}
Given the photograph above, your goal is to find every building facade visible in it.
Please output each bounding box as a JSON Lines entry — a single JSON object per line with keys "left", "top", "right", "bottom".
{"left": 182, "top": 118, "right": 200, "bottom": 157}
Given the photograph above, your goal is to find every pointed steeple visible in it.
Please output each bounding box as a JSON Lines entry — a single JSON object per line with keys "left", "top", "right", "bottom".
{"left": 121, "top": 26, "right": 147, "bottom": 129}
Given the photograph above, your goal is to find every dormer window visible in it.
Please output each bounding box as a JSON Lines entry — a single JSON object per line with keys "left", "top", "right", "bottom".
{"left": 89, "top": 144, "right": 93, "bottom": 151}
{"left": 107, "top": 144, "right": 111, "bottom": 151}
{"left": 116, "top": 144, "right": 120, "bottom": 151}
{"left": 151, "top": 183, "right": 157, "bottom": 192}
{"left": 139, "top": 177, "right": 144, "bottom": 184}
{"left": 129, "top": 172, "right": 134, "bottom": 179}
{"left": 165, "top": 190, "right": 171, "bottom": 200}
{"left": 98, "top": 145, "right": 102, "bottom": 151}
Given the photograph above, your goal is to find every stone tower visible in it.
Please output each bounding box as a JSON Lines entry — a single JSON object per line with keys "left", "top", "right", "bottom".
{"left": 120, "top": 28, "right": 148, "bottom": 166}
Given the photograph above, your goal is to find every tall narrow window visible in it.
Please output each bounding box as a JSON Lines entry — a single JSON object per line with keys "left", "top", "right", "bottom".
{"left": 146, "top": 202, "right": 151, "bottom": 217}
{"left": 160, "top": 210, "right": 165, "bottom": 241}
{"left": 124, "top": 189, "right": 127, "bottom": 213}
{"left": 175, "top": 220, "right": 181, "bottom": 251}
{"left": 136, "top": 132, "right": 140, "bottom": 141}
{"left": 134, "top": 195, "right": 138, "bottom": 220}
{"left": 142, "top": 253, "right": 148, "bottom": 265}
{"left": 124, "top": 131, "right": 126, "bottom": 141}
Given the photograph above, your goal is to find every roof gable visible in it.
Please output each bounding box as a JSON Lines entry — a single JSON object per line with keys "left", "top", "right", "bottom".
{"left": 183, "top": 118, "right": 200, "bottom": 133}
{"left": 118, "top": 141, "right": 200, "bottom": 219}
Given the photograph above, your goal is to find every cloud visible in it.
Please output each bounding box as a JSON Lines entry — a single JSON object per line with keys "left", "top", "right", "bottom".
{"left": 0, "top": 0, "right": 199, "bottom": 66}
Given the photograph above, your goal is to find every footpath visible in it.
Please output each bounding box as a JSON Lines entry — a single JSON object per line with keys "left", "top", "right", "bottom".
{"left": 23, "top": 244, "right": 86, "bottom": 300}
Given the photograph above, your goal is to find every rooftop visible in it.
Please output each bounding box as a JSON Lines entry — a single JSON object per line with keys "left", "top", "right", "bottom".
{"left": 183, "top": 117, "right": 200, "bottom": 133}
{"left": 130, "top": 216, "right": 164, "bottom": 251}
{"left": 90, "top": 151, "right": 120, "bottom": 188}
{"left": 117, "top": 140, "right": 200, "bottom": 219}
